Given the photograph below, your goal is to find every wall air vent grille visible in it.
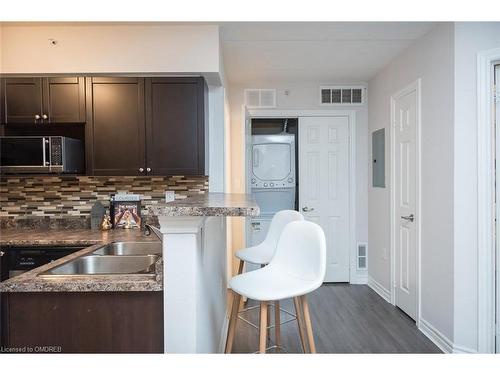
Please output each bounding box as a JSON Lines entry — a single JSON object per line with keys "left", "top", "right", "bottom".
{"left": 320, "top": 86, "right": 366, "bottom": 106}
{"left": 357, "top": 243, "right": 368, "bottom": 270}
{"left": 244, "top": 89, "right": 277, "bottom": 108}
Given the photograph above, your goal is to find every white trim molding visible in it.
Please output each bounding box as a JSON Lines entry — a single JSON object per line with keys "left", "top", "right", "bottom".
{"left": 218, "top": 314, "right": 230, "bottom": 353}
{"left": 368, "top": 276, "right": 391, "bottom": 303}
{"left": 419, "top": 318, "right": 453, "bottom": 353}
{"left": 453, "top": 344, "right": 478, "bottom": 354}
{"left": 389, "top": 79, "right": 422, "bottom": 323}
{"left": 477, "top": 47, "right": 500, "bottom": 354}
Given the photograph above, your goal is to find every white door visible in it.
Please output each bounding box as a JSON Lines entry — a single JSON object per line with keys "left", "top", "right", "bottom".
{"left": 495, "top": 64, "right": 500, "bottom": 353}
{"left": 392, "top": 82, "right": 419, "bottom": 321}
{"left": 299, "top": 116, "right": 350, "bottom": 282}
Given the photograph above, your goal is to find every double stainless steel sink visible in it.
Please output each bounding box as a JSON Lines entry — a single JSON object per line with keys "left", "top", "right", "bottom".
{"left": 39, "top": 241, "right": 162, "bottom": 278}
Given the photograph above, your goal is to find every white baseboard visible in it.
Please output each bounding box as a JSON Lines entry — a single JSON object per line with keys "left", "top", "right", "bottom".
{"left": 452, "top": 344, "right": 478, "bottom": 354}
{"left": 218, "top": 314, "right": 230, "bottom": 353}
{"left": 367, "top": 276, "right": 391, "bottom": 303}
{"left": 350, "top": 274, "right": 368, "bottom": 285}
{"left": 419, "top": 318, "right": 453, "bottom": 353}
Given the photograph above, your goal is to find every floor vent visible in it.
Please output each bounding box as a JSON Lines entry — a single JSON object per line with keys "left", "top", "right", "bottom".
{"left": 320, "top": 86, "right": 366, "bottom": 105}
{"left": 244, "top": 89, "right": 277, "bottom": 108}
{"left": 357, "top": 243, "right": 368, "bottom": 270}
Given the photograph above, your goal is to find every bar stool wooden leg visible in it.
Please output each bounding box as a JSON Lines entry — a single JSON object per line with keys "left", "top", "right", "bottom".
{"left": 237, "top": 260, "right": 244, "bottom": 275}
{"left": 293, "top": 297, "right": 308, "bottom": 353}
{"left": 225, "top": 291, "right": 242, "bottom": 353}
{"left": 274, "top": 300, "right": 281, "bottom": 348}
{"left": 301, "top": 295, "right": 316, "bottom": 353}
{"left": 259, "top": 301, "right": 268, "bottom": 353}
{"left": 267, "top": 302, "right": 272, "bottom": 342}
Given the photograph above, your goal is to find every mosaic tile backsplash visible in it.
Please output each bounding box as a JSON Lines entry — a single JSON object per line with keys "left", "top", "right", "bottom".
{"left": 0, "top": 175, "right": 209, "bottom": 219}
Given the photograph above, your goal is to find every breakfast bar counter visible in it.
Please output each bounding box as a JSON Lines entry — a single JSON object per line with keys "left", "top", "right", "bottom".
{"left": 148, "top": 193, "right": 259, "bottom": 354}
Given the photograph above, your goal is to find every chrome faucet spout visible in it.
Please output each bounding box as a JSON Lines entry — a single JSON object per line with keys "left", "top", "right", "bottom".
{"left": 144, "top": 224, "right": 162, "bottom": 241}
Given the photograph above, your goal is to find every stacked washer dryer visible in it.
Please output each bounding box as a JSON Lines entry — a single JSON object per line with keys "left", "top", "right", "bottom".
{"left": 249, "top": 119, "right": 296, "bottom": 249}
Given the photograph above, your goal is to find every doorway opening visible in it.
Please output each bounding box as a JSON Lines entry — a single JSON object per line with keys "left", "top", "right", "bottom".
{"left": 477, "top": 48, "right": 500, "bottom": 354}
{"left": 243, "top": 109, "right": 359, "bottom": 284}
{"left": 495, "top": 63, "right": 500, "bottom": 353}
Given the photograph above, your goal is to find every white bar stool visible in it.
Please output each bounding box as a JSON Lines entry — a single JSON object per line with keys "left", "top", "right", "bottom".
{"left": 235, "top": 210, "right": 304, "bottom": 339}
{"left": 225, "top": 221, "right": 326, "bottom": 354}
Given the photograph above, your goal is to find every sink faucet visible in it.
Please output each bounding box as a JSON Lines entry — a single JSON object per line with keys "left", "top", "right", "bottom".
{"left": 143, "top": 224, "right": 162, "bottom": 241}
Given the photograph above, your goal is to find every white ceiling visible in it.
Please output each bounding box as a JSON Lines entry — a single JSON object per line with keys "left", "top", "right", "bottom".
{"left": 220, "top": 22, "right": 437, "bottom": 85}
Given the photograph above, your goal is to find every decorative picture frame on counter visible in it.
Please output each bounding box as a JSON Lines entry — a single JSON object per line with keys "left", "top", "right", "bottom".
{"left": 110, "top": 194, "right": 142, "bottom": 229}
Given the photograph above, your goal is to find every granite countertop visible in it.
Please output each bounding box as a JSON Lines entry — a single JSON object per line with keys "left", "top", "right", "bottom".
{"left": 147, "top": 193, "right": 260, "bottom": 217}
{"left": 0, "top": 229, "right": 163, "bottom": 293}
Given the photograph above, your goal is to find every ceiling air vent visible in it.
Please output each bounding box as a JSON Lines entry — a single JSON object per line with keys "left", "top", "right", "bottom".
{"left": 244, "top": 89, "right": 277, "bottom": 109}
{"left": 320, "top": 86, "right": 366, "bottom": 106}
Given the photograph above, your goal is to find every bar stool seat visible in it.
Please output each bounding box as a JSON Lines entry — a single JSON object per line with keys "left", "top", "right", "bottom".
{"left": 225, "top": 221, "right": 326, "bottom": 354}
{"left": 235, "top": 243, "right": 274, "bottom": 266}
{"left": 230, "top": 266, "right": 320, "bottom": 302}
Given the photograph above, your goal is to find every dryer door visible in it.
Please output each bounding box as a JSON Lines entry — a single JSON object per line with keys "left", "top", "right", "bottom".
{"left": 251, "top": 134, "right": 296, "bottom": 188}
{"left": 252, "top": 143, "right": 291, "bottom": 181}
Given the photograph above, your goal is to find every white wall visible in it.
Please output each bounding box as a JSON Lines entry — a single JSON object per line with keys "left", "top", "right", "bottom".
{"left": 0, "top": 23, "right": 221, "bottom": 84}
{"left": 208, "top": 85, "right": 226, "bottom": 192}
{"left": 367, "top": 23, "right": 455, "bottom": 341}
{"left": 228, "top": 81, "right": 369, "bottom": 278}
{"left": 453, "top": 22, "right": 500, "bottom": 353}
{"left": 198, "top": 216, "right": 228, "bottom": 352}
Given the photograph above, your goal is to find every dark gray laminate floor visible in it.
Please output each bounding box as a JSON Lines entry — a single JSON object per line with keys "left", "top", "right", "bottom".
{"left": 232, "top": 284, "right": 441, "bottom": 354}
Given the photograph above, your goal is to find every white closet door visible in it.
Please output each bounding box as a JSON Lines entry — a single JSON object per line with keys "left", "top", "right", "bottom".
{"left": 299, "top": 116, "right": 350, "bottom": 282}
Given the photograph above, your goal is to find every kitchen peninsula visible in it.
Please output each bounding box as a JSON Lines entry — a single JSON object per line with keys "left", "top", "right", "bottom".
{"left": 148, "top": 193, "right": 259, "bottom": 354}
{"left": 0, "top": 193, "right": 258, "bottom": 354}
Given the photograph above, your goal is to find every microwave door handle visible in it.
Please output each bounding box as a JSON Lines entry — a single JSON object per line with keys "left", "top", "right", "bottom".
{"left": 43, "top": 137, "right": 50, "bottom": 167}
{"left": 42, "top": 137, "right": 46, "bottom": 167}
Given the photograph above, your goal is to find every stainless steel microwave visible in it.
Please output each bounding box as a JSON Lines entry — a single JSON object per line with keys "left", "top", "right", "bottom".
{"left": 0, "top": 136, "right": 84, "bottom": 174}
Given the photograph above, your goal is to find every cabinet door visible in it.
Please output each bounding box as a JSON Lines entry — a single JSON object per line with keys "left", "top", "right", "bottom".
{"left": 145, "top": 77, "right": 206, "bottom": 176}
{"left": 43, "top": 77, "right": 85, "bottom": 123}
{"left": 87, "top": 77, "right": 146, "bottom": 176}
{"left": 3, "top": 78, "right": 43, "bottom": 124}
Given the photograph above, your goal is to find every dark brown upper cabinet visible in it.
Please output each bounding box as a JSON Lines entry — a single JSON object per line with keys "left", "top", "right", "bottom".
{"left": 1, "top": 77, "right": 85, "bottom": 124}
{"left": 2, "top": 78, "right": 43, "bottom": 124}
{"left": 145, "top": 77, "right": 207, "bottom": 176}
{"left": 43, "top": 77, "right": 86, "bottom": 123}
{"left": 86, "top": 77, "right": 146, "bottom": 176}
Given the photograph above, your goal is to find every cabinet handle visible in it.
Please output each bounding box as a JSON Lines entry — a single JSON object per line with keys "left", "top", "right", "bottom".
{"left": 139, "top": 168, "right": 144, "bottom": 173}
{"left": 0, "top": 250, "right": 4, "bottom": 257}
{"left": 146, "top": 167, "right": 151, "bottom": 172}
{"left": 34, "top": 114, "right": 41, "bottom": 121}
{"left": 42, "top": 114, "right": 48, "bottom": 120}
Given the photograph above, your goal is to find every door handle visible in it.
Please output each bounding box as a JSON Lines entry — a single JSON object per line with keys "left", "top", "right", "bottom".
{"left": 302, "top": 206, "right": 315, "bottom": 212}
{"left": 401, "top": 214, "right": 414, "bottom": 222}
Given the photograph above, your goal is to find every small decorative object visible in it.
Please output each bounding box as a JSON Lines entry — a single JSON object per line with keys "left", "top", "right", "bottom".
{"left": 110, "top": 194, "right": 142, "bottom": 229}
{"left": 90, "top": 202, "right": 106, "bottom": 230}
{"left": 100, "top": 214, "right": 112, "bottom": 231}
